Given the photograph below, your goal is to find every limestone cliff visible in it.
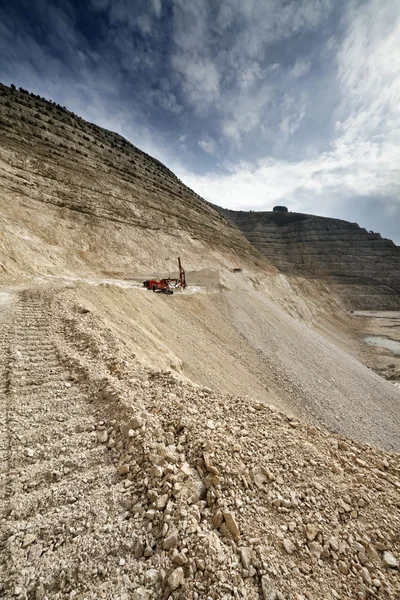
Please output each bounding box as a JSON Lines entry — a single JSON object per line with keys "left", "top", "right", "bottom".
{"left": 219, "top": 209, "right": 400, "bottom": 309}
{"left": 0, "top": 83, "right": 263, "bottom": 279}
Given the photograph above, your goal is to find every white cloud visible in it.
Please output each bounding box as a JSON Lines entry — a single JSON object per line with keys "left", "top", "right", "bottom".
{"left": 168, "top": 0, "right": 400, "bottom": 243}
{"left": 175, "top": 139, "right": 396, "bottom": 210}
{"left": 290, "top": 58, "right": 311, "bottom": 79}
{"left": 173, "top": 138, "right": 400, "bottom": 242}
{"left": 149, "top": 89, "right": 182, "bottom": 115}
{"left": 1, "top": 0, "right": 399, "bottom": 244}
{"left": 89, "top": 0, "right": 163, "bottom": 30}
{"left": 150, "top": 0, "right": 162, "bottom": 18}
{"left": 336, "top": 0, "right": 400, "bottom": 149}
{"left": 172, "top": 54, "right": 220, "bottom": 109}
{"left": 198, "top": 135, "right": 218, "bottom": 155}
{"left": 215, "top": 0, "right": 333, "bottom": 50}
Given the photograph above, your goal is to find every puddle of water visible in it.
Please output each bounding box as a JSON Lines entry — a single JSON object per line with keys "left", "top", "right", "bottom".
{"left": 363, "top": 336, "right": 400, "bottom": 355}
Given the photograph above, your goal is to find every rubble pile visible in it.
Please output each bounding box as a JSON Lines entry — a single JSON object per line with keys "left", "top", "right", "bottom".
{"left": 1, "top": 292, "right": 399, "bottom": 599}
{"left": 61, "top": 298, "right": 400, "bottom": 599}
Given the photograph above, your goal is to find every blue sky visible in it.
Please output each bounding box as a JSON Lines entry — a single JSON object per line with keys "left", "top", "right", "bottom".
{"left": 0, "top": 0, "right": 399, "bottom": 243}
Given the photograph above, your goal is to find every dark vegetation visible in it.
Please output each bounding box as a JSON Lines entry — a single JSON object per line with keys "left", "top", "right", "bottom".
{"left": 265, "top": 211, "right": 309, "bottom": 226}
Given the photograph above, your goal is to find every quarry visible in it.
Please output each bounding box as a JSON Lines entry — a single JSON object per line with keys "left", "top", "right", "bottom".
{"left": 0, "top": 83, "right": 399, "bottom": 600}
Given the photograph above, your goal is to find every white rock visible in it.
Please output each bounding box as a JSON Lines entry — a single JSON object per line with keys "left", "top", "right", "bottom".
{"left": 172, "top": 552, "right": 188, "bottom": 565}
{"left": 151, "top": 465, "right": 163, "bottom": 478}
{"left": 304, "top": 523, "right": 319, "bottom": 541}
{"left": 144, "top": 569, "right": 159, "bottom": 585}
{"left": 131, "top": 589, "right": 151, "bottom": 600}
{"left": 206, "top": 531, "right": 221, "bottom": 554}
{"left": 35, "top": 584, "right": 45, "bottom": 600}
{"left": 22, "top": 533, "right": 37, "bottom": 548}
{"left": 163, "top": 531, "right": 179, "bottom": 550}
{"left": 382, "top": 551, "right": 398, "bottom": 569}
{"left": 155, "top": 493, "right": 168, "bottom": 510}
{"left": 252, "top": 468, "right": 268, "bottom": 487}
{"left": 223, "top": 512, "right": 240, "bottom": 538}
{"left": 360, "top": 567, "right": 371, "bottom": 585}
{"left": 131, "top": 416, "right": 144, "bottom": 429}
{"left": 240, "top": 547, "right": 252, "bottom": 570}
{"left": 329, "top": 536, "right": 339, "bottom": 552}
{"left": 261, "top": 575, "right": 276, "bottom": 600}
{"left": 97, "top": 430, "right": 108, "bottom": 443}
{"left": 308, "top": 541, "right": 323, "bottom": 558}
{"left": 184, "top": 476, "right": 206, "bottom": 504}
{"left": 338, "top": 561, "right": 348, "bottom": 575}
{"left": 168, "top": 567, "right": 184, "bottom": 590}
{"left": 162, "top": 447, "right": 178, "bottom": 464}
{"left": 283, "top": 538, "right": 295, "bottom": 554}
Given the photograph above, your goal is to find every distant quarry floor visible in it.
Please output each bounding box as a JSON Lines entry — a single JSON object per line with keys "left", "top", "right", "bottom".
{"left": 0, "top": 272, "right": 399, "bottom": 600}
{"left": 350, "top": 311, "right": 400, "bottom": 390}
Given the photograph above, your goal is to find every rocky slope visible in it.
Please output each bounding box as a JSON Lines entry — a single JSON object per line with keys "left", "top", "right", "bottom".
{"left": 1, "top": 287, "right": 399, "bottom": 600}
{"left": 219, "top": 209, "right": 400, "bottom": 310}
{"left": 0, "top": 83, "right": 263, "bottom": 279}
{"left": 0, "top": 83, "right": 399, "bottom": 600}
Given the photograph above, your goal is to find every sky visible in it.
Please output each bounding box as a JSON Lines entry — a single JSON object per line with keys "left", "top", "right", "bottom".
{"left": 0, "top": 0, "right": 399, "bottom": 243}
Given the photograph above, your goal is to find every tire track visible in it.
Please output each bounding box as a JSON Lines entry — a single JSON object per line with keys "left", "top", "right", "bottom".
{"left": 1, "top": 290, "right": 126, "bottom": 599}
{"left": 0, "top": 292, "right": 13, "bottom": 510}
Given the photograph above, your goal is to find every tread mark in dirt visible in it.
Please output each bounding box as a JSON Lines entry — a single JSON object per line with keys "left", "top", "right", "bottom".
{"left": 0, "top": 290, "right": 123, "bottom": 598}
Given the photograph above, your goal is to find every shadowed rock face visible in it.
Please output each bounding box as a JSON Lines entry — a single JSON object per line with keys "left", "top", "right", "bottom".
{"left": 218, "top": 209, "right": 400, "bottom": 309}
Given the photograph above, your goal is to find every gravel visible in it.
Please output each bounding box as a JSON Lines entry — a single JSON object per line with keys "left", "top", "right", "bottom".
{"left": 0, "top": 287, "right": 399, "bottom": 599}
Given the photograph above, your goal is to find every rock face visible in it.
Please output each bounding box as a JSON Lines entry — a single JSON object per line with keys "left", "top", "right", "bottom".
{"left": 0, "top": 83, "right": 261, "bottom": 279}
{"left": 219, "top": 209, "right": 400, "bottom": 309}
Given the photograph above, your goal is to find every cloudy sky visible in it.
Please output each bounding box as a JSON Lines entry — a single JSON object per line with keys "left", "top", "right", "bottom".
{"left": 1, "top": 0, "right": 399, "bottom": 243}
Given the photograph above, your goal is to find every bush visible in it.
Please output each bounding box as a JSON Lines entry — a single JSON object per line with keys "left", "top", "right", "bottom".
{"left": 273, "top": 205, "right": 288, "bottom": 213}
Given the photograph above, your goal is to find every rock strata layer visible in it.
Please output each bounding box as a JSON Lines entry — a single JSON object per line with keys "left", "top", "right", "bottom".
{"left": 0, "top": 83, "right": 262, "bottom": 278}
{"left": 218, "top": 209, "right": 400, "bottom": 310}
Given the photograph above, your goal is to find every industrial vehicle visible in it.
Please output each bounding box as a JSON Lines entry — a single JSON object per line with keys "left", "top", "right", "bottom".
{"left": 143, "top": 257, "right": 186, "bottom": 295}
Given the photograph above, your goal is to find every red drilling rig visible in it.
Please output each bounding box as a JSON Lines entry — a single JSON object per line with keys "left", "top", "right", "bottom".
{"left": 143, "top": 257, "right": 187, "bottom": 295}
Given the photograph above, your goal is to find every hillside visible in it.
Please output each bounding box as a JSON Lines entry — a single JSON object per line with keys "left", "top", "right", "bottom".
{"left": 0, "top": 83, "right": 262, "bottom": 279}
{"left": 0, "top": 84, "right": 399, "bottom": 600}
{"left": 219, "top": 209, "right": 400, "bottom": 310}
